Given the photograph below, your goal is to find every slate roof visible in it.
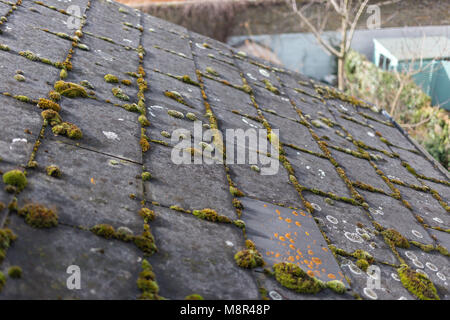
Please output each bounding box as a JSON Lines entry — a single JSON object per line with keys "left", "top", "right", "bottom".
{"left": 0, "top": 0, "right": 449, "bottom": 300}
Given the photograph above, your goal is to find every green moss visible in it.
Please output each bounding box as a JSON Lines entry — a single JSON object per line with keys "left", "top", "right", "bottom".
{"left": 8, "top": 266, "right": 22, "bottom": 279}
{"left": 54, "top": 81, "right": 88, "bottom": 98}
{"left": 167, "top": 109, "right": 184, "bottom": 119}
{"left": 38, "top": 98, "right": 61, "bottom": 112}
{"left": 104, "top": 74, "right": 119, "bottom": 83}
{"left": 19, "top": 203, "right": 58, "bottom": 228}
{"left": 121, "top": 79, "right": 132, "bottom": 86}
{"left": 14, "top": 74, "right": 25, "bottom": 82}
{"left": 233, "top": 219, "right": 246, "bottom": 229}
{"left": 382, "top": 229, "right": 410, "bottom": 248}
{"left": 262, "top": 79, "right": 280, "bottom": 95}
{"left": 0, "top": 228, "right": 17, "bottom": 263}
{"left": 90, "top": 224, "right": 115, "bottom": 239}
{"left": 122, "top": 103, "right": 139, "bottom": 112}
{"left": 352, "top": 249, "right": 374, "bottom": 263}
{"left": 326, "top": 280, "right": 346, "bottom": 294}
{"left": 0, "top": 44, "right": 10, "bottom": 51}
{"left": 206, "top": 67, "right": 219, "bottom": 77}
{"left": 234, "top": 246, "right": 264, "bottom": 269}
{"left": 273, "top": 262, "right": 325, "bottom": 294}
{"left": 60, "top": 68, "right": 67, "bottom": 79}
{"left": 41, "top": 110, "right": 62, "bottom": 126}
{"left": 79, "top": 80, "right": 95, "bottom": 90}
{"left": 185, "top": 294, "right": 204, "bottom": 300}
{"left": 46, "top": 165, "right": 61, "bottom": 178}
{"left": 52, "top": 122, "right": 83, "bottom": 139}
{"left": 229, "top": 186, "right": 244, "bottom": 197}
{"left": 3, "top": 170, "right": 27, "bottom": 191}
{"left": 192, "top": 208, "right": 230, "bottom": 223}
{"left": 186, "top": 112, "right": 197, "bottom": 121}
{"left": 160, "top": 131, "right": 171, "bottom": 138}
{"left": 112, "top": 87, "right": 130, "bottom": 101}
{"left": 138, "top": 115, "right": 150, "bottom": 127}
{"left": 180, "top": 75, "right": 198, "bottom": 86}
{"left": 397, "top": 264, "right": 439, "bottom": 300}
{"left": 240, "top": 84, "right": 252, "bottom": 94}
{"left": 250, "top": 165, "right": 260, "bottom": 173}
{"left": 165, "top": 91, "right": 188, "bottom": 106}
{"left": 137, "top": 259, "right": 162, "bottom": 300}
{"left": 142, "top": 172, "right": 152, "bottom": 181}
{"left": 139, "top": 208, "right": 156, "bottom": 222}
{"left": 134, "top": 225, "right": 157, "bottom": 255}
{"left": 356, "top": 259, "right": 369, "bottom": 272}
{"left": 0, "top": 272, "right": 5, "bottom": 292}
{"left": 48, "top": 90, "right": 61, "bottom": 101}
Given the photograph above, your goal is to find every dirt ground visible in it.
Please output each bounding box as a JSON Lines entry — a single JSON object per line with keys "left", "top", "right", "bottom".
{"left": 126, "top": 0, "right": 450, "bottom": 42}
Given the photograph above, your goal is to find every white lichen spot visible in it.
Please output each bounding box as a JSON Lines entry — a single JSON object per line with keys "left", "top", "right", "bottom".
{"left": 425, "top": 262, "right": 438, "bottom": 272}
{"left": 363, "top": 287, "right": 378, "bottom": 300}
{"left": 103, "top": 131, "right": 120, "bottom": 141}
{"left": 269, "top": 290, "right": 282, "bottom": 300}
{"left": 367, "top": 131, "right": 375, "bottom": 137}
{"left": 405, "top": 251, "right": 417, "bottom": 261}
{"left": 318, "top": 169, "right": 326, "bottom": 179}
{"left": 436, "top": 272, "right": 446, "bottom": 281}
{"left": 412, "top": 259, "right": 424, "bottom": 269}
{"left": 195, "top": 43, "right": 205, "bottom": 49}
{"left": 348, "top": 263, "right": 362, "bottom": 275}
{"left": 344, "top": 232, "right": 364, "bottom": 244}
{"left": 10, "top": 138, "right": 28, "bottom": 152}
{"left": 246, "top": 73, "right": 257, "bottom": 81}
{"left": 225, "top": 241, "right": 234, "bottom": 247}
{"left": 411, "top": 230, "right": 423, "bottom": 239}
{"left": 326, "top": 215, "right": 338, "bottom": 225}
{"left": 432, "top": 217, "right": 443, "bottom": 223}
{"left": 391, "top": 273, "right": 400, "bottom": 281}
{"left": 259, "top": 69, "right": 270, "bottom": 77}
{"left": 310, "top": 203, "right": 321, "bottom": 211}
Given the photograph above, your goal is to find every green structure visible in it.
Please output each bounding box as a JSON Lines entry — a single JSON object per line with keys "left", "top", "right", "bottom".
{"left": 373, "top": 36, "right": 450, "bottom": 110}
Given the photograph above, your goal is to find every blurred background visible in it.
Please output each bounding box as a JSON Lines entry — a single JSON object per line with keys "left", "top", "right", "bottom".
{"left": 117, "top": 0, "right": 449, "bottom": 169}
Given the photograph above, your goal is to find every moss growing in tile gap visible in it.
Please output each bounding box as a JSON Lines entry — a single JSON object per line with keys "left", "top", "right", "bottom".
{"left": 54, "top": 81, "right": 87, "bottom": 98}
{"left": 272, "top": 262, "right": 325, "bottom": 294}
{"left": 185, "top": 294, "right": 204, "bottom": 300}
{"left": 139, "top": 208, "right": 156, "bottom": 222}
{"left": 104, "top": 74, "right": 119, "bottom": 83}
{"left": 234, "top": 239, "right": 264, "bottom": 269}
{"left": 169, "top": 205, "right": 191, "bottom": 214}
{"left": 397, "top": 264, "right": 439, "bottom": 300}
{"left": 46, "top": 165, "right": 61, "bottom": 178}
{"left": 90, "top": 224, "right": 115, "bottom": 239}
{"left": 134, "top": 224, "right": 157, "bottom": 255}
{"left": 0, "top": 228, "right": 17, "bottom": 263}
{"left": 112, "top": 87, "right": 129, "bottom": 101}
{"left": 382, "top": 229, "right": 410, "bottom": 249}
{"left": 164, "top": 91, "right": 190, "bottom": 107}
{"left": 37, "top": 98, "right": 61, "bottom": 112}
{"left": 18, "top": 203, "right": 58, "bottom": 228}
{"left": 137, "top": 259, "right": 163, "bottom": 300}
{"left": 352, "top": 181, "right": 387, "bottom": 195}
{"left": 192, "top": 208, "right": 231, "bottom": 223}
{"left": 52, "top": 122, "right": 82, "bottom": 139}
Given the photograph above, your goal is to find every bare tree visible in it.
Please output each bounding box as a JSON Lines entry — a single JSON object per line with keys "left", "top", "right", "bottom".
{"left": 287, "top": 0, "right": 369, "bottom": 90}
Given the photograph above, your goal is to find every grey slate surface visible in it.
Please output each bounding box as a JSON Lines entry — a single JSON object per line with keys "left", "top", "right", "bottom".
{"left": 0, "top": 0, "right": 448, "bottom": 300}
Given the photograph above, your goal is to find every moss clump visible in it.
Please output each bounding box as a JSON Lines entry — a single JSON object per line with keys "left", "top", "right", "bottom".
{"left": 167, "top": 109, "right": 184, "bottom": 119}
{"left": 38, "top": 98, "right": 61, "bottom": 112}
{"left": 121, "top": 79, "right": 132, "bottom": 86}
{"left": 352, "top": 249, "right": 374, "bottom": 263}
{"left": 141, "top": 172, "right": 151, "bottom": 181}
{"left": 0, "top": 272, "right": 5, "bottom": 292}
{"left": 397, "top": 264, "right": 439, "bottom": 300}
{"left": 356, "top": 259, "right": 369, "bottom": 272}
{"left": 41, "top": 110, "right": 62, "bottom": 126}
{"left": 240, "top": 84, "right": 252, "bottom": 94}
{"left": 52, "top": 122, "right": 83, "bottom": 139}
{"left": 229, "top": 186, "right": 244, "bottom": 197}
{"left": 54, "top": 81, "right": 88, "bottom": 98}
{"left": 112, "top": 87, "right": 130, "bottom": 101}
{"left": 0, "top": 228, "right": 17, "bottom": 263}
{"left": 137, "top": 259, "right": 162, "bottom": 300}
{"left": 140, "top": 136, "right": 150, "bottom": 152}
{"left": 273, "top": 262, "right": 325, "bottom": 294}
{"left": 233, "top": 219, "right": 245, "bottom": 229}
{"left": 8, "top": 266, "right": 22, "bottom": 279}
{"left": 192, "top": 208, "right": 230, "bottom": 223}
{"left": 139, "top": 208, "right": 156, "bottom": 222}
{"left": 206, "top": 67, "right": 219, "bottom": 77}
{"left": 180, "top": 75, "right": 198, "bottom": 86}
{"left": 90, "top": 224, "right": 115, "bottom": 239}
{"left": 48, "top": 90, "right": 61, "bottom": 101}
{"left": 234, "top": 240, "right": 264, "bottom": 269}
{"left": 160, "top": 131, "right": 171, "bottom": 138}
{"left": 14, "top": 74, "right": 25, "bottom": 82}
{"left": 134, "top": 225, "right": 157, "bottom": 255}
{"left": 138, "top": 115, "right": 150, "bottom": 127}
{"left": 262, "top": 79, "right": 280, "bottom": 95}
{"left": 3, "top": 170, "right": 27, "bottom": 191}
{"left": 382, "top": 229, "right": 410, "bottom": 248}
{"left": 186, "top": 112, "right": 197, "bottom": 121}
{"left": 104, "top": 74, "right": 118, "bottom": 83}
{"left": 60, "top": 68, "right": 67, "bottom": 79}
{"left": 185, "top": 294, "right": 204, "bottom": 300}
{"left": 326, "top": 280, "right": 346, "bottom": 294}
{"left": 19, "top": 203, "right": 58, "bottom": 228}
{"left": 46, "top": 165, "right": 61, "bottom": 178}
